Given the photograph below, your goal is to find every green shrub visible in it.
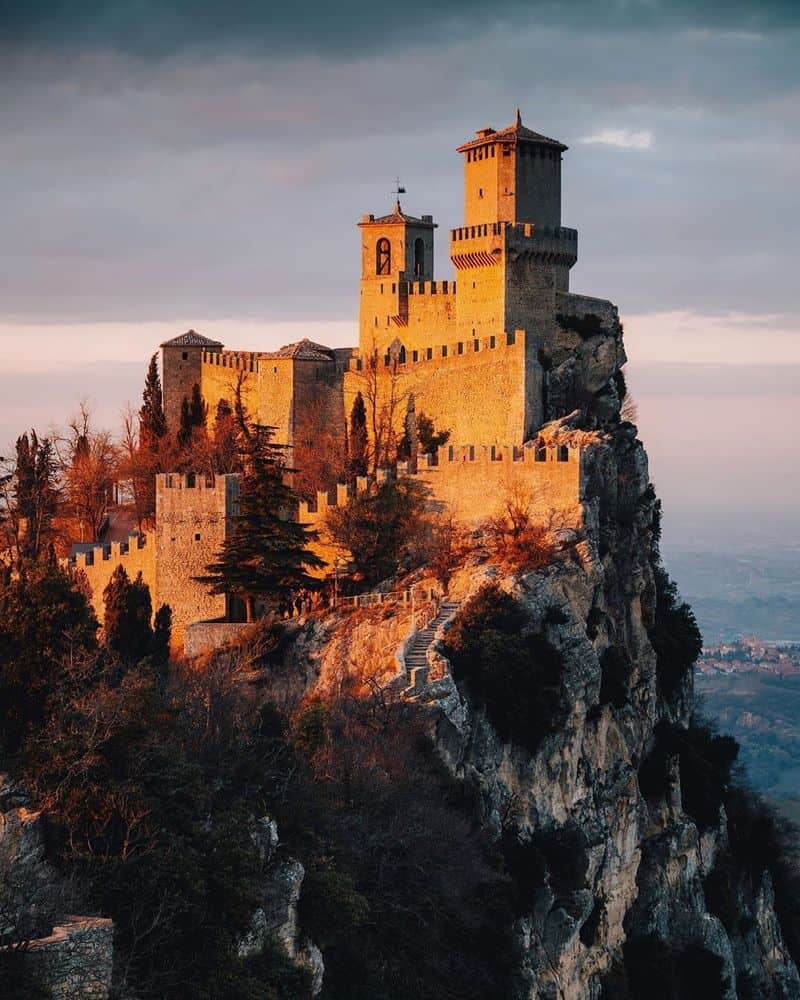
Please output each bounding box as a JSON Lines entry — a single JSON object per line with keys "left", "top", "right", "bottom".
{"left": 724, "top": 787, "right": 800, "bottom": 965}
{"left": 647, "top": 567, "right": 702, "bottom": 699}
{"left": 0, "top": 954, "right": 53, "bottom": 999}
{"left": 638, "top": 719, "right": 739, "bottom": 830}
{"left": 598, "top": 646, "right": 629, "bottom": 708}
{"left": 443, "top": 584, "right": 567, "bottom": 752}
{"left": 557, "top": 312, "right": 605, "bottom": 340}
{"left": 617, "top": 935, "right": 729, "bottom": 1000}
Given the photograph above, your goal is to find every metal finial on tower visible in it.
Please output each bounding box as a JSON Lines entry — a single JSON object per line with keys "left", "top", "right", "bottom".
{"left": 391, "top": 177, "right": 406, "bottom": 212}
{"left": 515, "top": 108, "right": 522, "bottom": 127}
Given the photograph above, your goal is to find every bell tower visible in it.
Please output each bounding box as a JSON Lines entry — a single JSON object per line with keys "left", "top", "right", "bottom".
{"left": 358, "top": 201, "right": 436, "bottom": 355}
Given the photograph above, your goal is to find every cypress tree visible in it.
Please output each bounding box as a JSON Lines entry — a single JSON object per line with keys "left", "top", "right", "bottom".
{"left": 139, "top": 354, "right": 167, "bottom": 450}
{"left": 12, "top": 431, "right": 60, "bottom": 563}
{"left": 348, "top": 392, "right": 368, "bottom": 479}
{"left": 103, "top": 566, "right": 154, "bottom": 663}
{"left": 197, "top": 391, "right": 324, "bottom": 622}
{"left": 178, "top": 384, "right": 207, "bottom": 449}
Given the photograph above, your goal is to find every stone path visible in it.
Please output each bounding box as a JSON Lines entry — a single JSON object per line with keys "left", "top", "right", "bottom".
{"left": 402, "top": 601, "right": 460, "bottom": 697}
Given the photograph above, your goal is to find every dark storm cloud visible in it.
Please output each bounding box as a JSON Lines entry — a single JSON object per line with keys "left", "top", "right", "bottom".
{"left": 3, "top": 0, "right": 799, "bottom": 59}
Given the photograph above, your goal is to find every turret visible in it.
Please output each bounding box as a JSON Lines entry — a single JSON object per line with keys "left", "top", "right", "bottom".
{"left": 358, "top": 201, "right": 437, "bottom": 355}
{"left": 160, "top": 330, "right": 223, "bottom": 432}
{"left": 456, "top": 109, "right": 567, "bottom": 229}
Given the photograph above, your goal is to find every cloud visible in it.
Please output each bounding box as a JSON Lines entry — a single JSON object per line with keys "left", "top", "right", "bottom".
{"left": 2, "top": 1, "right": 799, "bottom": 61}
{"left": 581, "top": 129, "right": 653, "bottom": 149}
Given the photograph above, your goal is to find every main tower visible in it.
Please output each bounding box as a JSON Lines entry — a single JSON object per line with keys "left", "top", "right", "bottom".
{"left": 451, "top": 111, "right": 578, "bottom": 342}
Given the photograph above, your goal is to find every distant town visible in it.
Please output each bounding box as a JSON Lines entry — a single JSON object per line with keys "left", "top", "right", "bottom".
{"left": 697, "top": 635, "right": 800, "bottom": 677}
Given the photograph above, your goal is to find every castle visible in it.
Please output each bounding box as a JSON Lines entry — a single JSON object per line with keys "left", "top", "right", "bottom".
{"left": 72, "top": 113, "right": 623, "bottom": 647}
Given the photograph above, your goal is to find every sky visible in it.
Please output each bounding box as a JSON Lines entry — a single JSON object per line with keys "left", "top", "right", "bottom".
{"left": 1, "top": 0, "right": 798, "bottom": 552}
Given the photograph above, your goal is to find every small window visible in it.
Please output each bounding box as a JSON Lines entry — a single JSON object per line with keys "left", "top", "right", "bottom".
{"left": 182, "top": 351, "right": 189, "bottom": 360}
{"left": 558, "top": 445, "right": 570, "bottom": 462}
{"left": 442, "top": 345, "right": 448, "bottom": 358}
{"left": 426, "top": 347, "right": 433, "bottom": 360}
{"left": 478, "top": 187, "right": 484, "bottom": 199}
{"left": 376, "top": 237, "right": 391, "bottom": 275}
{"left": 473, "top": 339, "right": 479, "bottom": 352}
{"left": 412, "top": 350, "right": 419, "bottom": 362}
{"left": 457, "top": 342, "right": 464, "bottom": 355}
{"left": 273, "top": 366, "right": 278, "bottom": 373}
{"left": 489, "top": 335, "right": 496, "bottom": 348}
{"left": 195, "top": 533, "right": 201, "bottom": 541}
{"left": 535, "top": 445, "right": 547, "bottom": 462}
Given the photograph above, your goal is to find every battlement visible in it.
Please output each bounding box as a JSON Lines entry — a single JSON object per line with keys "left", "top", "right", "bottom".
{"left": 402, "top": 279, "right": 457, "bottom": 297}
{"left": 450, "top": 221, "right": 577, "bottom": 269}
{"left": 348, "top": 329, "right": 525, "bottom": 373}
{"left": 70, "top": 531, "right": 151, "bottom": 570}
{"left": 158, "top": 472, "right": 231, "bottom": 490}
{"left": 201, "top": 350, "right": 261, "bottom": 372}
{"left": 450, "top": 222, "right": 576, "bottom": 242}
{"left": 409, "top": 440, "right": 579, "bottom": 469}
{"left": 298, "top": 438, "right": 585, "bottom": 535}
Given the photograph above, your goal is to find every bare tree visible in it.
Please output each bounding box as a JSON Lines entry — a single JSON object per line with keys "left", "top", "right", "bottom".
{"left": 352, "top": 337, "right": 408, "bottom": 474}
{"left": 55, "top": 402, "right": 118, "bottom": 543}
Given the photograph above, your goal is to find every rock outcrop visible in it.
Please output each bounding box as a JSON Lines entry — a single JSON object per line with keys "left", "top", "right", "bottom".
{"left": 291, "top": 310, "right": 800, "bottom": 998}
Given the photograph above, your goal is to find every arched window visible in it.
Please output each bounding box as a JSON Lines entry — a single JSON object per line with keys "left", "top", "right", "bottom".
{"left": 414, "top": 238, "right": 425, "bottom": 277}
{"left": 376, "top": 238, "right": 391, "bottom": 275}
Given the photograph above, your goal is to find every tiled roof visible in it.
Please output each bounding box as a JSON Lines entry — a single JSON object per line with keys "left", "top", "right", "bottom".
{"left": 265, "top": 338, "right": 336, "bottom": 361}
{"left": 457, "top": 111, "right": 567, "bottom": 153}
{"left": 160, "top": 329, "right": 224, "bottom": 348}
{"left": 360, "top": 200, "right": 436, "bottom": 228}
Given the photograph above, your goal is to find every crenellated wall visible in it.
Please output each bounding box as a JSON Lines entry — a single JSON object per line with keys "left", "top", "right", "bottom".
{"left": 154, "top": 473, "right": 238, "bottom": 642}
{"left": 344, "top": 329, "right": 540, "bottom": 448}
{"left": 66, "top": 474, "right": 238, "bottom": 650}
{"left": 298, "top": 441, "right": 584, "bottom": 565}
{"left": 70, "top": 533, "right": 157, "bottom": 627}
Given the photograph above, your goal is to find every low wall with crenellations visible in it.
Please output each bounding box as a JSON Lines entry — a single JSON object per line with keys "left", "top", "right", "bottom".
{"left": 298, "top": 441, "right": 585, "bottom": 565}
{"left": 68, "top": 533, "right": 157, "bottom": 627}
{"left": 344, "top": 330, "right": 533, "bottom": 447}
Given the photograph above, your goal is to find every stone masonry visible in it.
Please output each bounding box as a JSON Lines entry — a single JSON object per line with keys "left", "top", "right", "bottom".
{"left": 74, "top": 113, "right": 621, "bottom": 650}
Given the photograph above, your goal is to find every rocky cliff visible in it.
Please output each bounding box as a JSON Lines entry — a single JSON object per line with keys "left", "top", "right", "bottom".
{"left": 293, "top": 308, "right": 800, "bottom": 998}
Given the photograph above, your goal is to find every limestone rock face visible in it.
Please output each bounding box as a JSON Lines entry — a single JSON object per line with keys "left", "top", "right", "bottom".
{"left": 398, "top": 421, "right": 800, "bottom": 998}
{"left": 239, "top": 816, "right": 325, "bottom": 995}
{"left": 547, "top": 300, "right": 627, "bottom": 426}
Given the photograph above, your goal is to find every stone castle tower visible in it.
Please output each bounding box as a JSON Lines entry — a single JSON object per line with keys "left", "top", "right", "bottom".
{"left": 73, "top": 112, "right": 624, "bottom": 649}
{"left": 157, "top": 112, "right": 598, "bottom": 456}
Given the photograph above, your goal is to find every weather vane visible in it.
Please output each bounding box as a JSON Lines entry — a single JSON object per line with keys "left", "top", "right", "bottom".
{"left": 392, "top": 177, "right": 406, "bottom": 198}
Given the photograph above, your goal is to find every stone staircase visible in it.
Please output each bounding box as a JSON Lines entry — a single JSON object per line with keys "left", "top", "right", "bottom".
{"left": 402, "top": 601, "right": 460, "bottom": 697}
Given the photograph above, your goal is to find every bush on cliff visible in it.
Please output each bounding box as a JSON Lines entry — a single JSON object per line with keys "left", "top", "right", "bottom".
{"left": 326, "top": 477, "right": 428, "bottom": 585}
{"left": 638, "top": 718, "right": 739, "bottom": 831}
{"left": 648, "top": 566, "right": 702, "bottom": 699}
{"left": 283, "top": 691, "right": 519, "bottom": 1000}
{"left": 607, "top": 935, "right": 730, "bottom": 1000}
{"left": 443, "top": 584, "right": 567, "bottom": 752}
{"left": 557, "top": 312, "right": 605, "bottom": 340}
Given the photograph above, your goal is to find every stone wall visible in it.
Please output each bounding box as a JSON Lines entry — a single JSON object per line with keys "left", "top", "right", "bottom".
{"left": 200, "top": 351, "right": 261, "bottom": 428}
{"left": 298, "top": 442, "right": 585, "bottom": 567}
{"left": 24, "top": 916, "right": 114, "bottom": 1000}
{"left": 154, "top": 473, "right": 238, "bottom": 643}
{"left": 70, "top": 533, "right": 157, "bottom": 628}
{"left": 344, "top": 330, "right": 531, "bottom": 452}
